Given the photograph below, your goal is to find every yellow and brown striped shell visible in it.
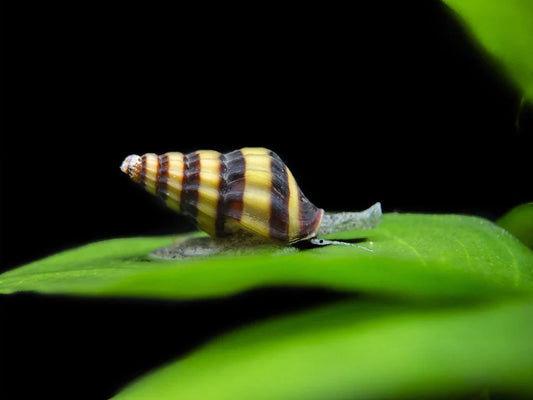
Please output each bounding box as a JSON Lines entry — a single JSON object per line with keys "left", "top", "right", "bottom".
{"left": 120, "top": 147, "right": 324, "bottom": 243}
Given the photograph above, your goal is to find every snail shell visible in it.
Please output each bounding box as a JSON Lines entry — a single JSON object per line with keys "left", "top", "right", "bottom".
{"left": 120, "top": 147, "right": 324, "bottom": 243}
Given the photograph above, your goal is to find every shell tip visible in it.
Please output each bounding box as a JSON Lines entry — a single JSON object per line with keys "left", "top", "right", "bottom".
{"left": 120, "top": 154, "right": 142, "bottom": 181}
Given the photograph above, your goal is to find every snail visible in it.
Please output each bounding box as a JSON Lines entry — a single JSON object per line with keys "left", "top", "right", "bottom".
{"left": 120, "top": 147, "right": 381, "bottom": 256}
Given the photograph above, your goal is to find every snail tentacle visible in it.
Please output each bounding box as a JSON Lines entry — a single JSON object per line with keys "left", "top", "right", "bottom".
{"left": 309, "top": 237, "right": 375, "bottom": 252}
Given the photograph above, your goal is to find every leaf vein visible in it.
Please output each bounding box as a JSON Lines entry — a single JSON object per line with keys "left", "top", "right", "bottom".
{"left": 381, "top": 231, "right": 427, "bottom": 266}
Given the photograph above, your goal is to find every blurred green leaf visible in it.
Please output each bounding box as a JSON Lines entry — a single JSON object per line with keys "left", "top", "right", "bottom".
{"left": 497, "top": 203, "right": 533, "bottom": 249}
{"left": 0, "top": 214, "right": 532, "bottom": 300}
{"left": 442, "top": 0, "right": 533, "bottom": 101}
{"left": 113, "top": 297, "right": 533, "bottom": 399}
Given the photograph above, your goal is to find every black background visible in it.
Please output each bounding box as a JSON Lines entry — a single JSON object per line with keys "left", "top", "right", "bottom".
{"left": 1, "top": 1, "right": 531, "bottom": 399}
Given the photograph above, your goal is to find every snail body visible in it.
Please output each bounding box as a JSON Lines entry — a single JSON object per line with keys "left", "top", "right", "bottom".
{"left": 121, "top": 147, "right": 323, "bottom": 243}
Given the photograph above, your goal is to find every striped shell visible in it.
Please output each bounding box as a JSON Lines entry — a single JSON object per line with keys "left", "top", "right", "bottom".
{"left": 120, "top": 147, "right": 324, "bottom": 243}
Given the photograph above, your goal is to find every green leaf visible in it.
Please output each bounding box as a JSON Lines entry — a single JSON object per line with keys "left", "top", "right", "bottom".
{"left": 113, "top": 297, "right": 533, "bottom": 399}
{"left": 1, "top": 214, "right": 532, "bottom": 300}
{"left": 442, "top": 0, "right": 533, "bottom": 101}
{"left": 497, "top": 203, "right": 533, "bottom": 249}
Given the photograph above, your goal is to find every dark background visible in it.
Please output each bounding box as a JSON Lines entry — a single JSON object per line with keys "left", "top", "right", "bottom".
{"left": 1, "top": 1, "right": 531, "bottom": 398}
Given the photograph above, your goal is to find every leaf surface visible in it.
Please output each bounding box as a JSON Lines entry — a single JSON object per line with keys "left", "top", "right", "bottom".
{"left": 497, "top": 203, "right": 533, "bottom": 249}
{"left": 113, "top": 297, "right": 533, "bottom": 399}
{"left": 442, "top": 0, "right": 533, "bottom": 101}
{"left": 0, "top": 214, "right": 532, "bottom": 299}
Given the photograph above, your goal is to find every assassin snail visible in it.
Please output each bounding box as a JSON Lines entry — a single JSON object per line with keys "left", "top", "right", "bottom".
{"left": 120, "top": 147, "right": 382, "bottom": 247}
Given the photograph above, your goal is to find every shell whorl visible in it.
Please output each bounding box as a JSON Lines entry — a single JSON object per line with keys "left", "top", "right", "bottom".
{"left": 120, "top": 147, "right": 323, "bottom": 243}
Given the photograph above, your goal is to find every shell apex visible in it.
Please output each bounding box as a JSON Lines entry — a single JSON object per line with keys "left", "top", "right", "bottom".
{"left": 120, "top": 154, "right": 142, "bottom": 182}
